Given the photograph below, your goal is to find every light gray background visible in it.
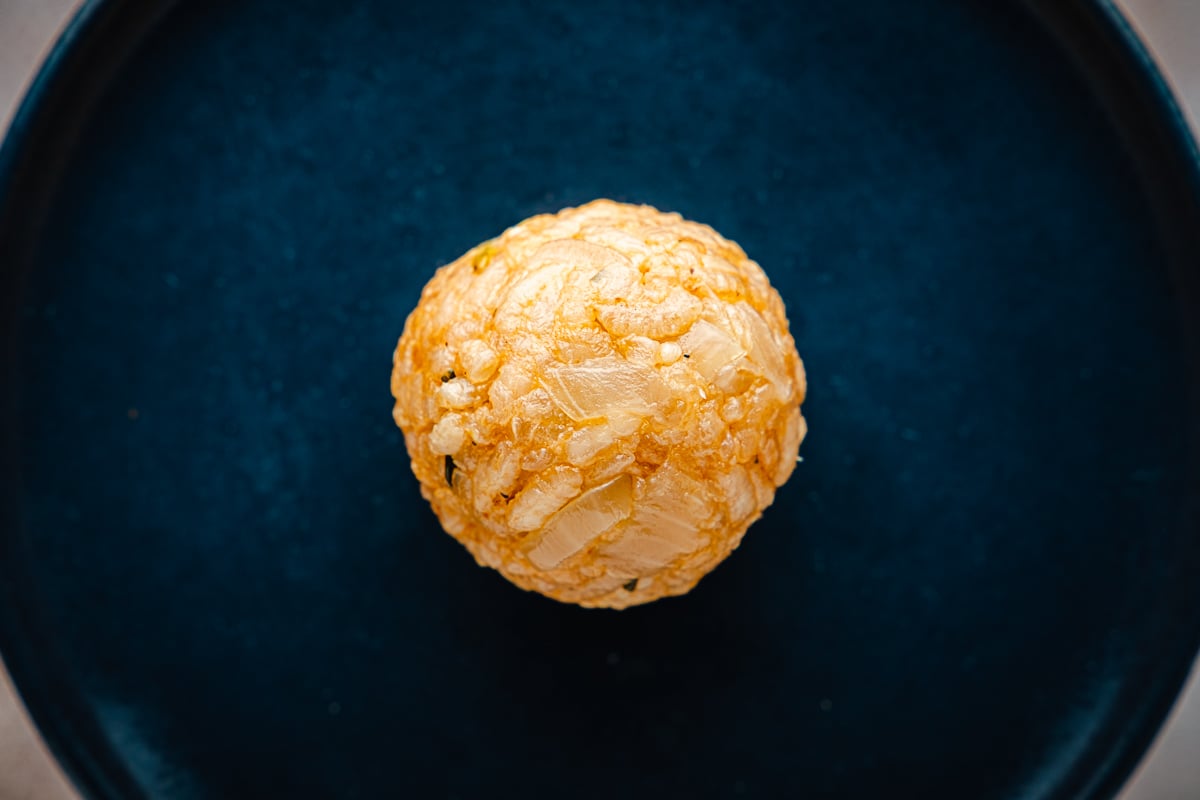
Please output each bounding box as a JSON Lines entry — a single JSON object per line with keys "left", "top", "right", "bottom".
{"left": 0, "top": 1, "right": 1197, "bottom": 798}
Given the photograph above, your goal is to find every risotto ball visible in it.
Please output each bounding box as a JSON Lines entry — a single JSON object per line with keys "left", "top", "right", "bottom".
{"left": 391, "top": 200, "right": 806, "bottom": 609}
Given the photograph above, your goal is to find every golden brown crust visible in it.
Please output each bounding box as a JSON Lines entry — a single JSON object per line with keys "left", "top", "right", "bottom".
{"left": 392, "top": 200, "right": 806, "bottom": 608}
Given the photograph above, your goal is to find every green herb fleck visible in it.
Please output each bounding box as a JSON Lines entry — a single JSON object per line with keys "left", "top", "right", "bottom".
{"left": 623, "top": 578, "right": 638, "bottom": 592}
{"left": 440, "top": 369, "right": 456, "bottom": 383}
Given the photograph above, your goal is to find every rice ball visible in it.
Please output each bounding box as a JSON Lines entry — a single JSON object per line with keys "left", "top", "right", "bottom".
{"left": 391, "top": 200, "right": 806, "bottom": 609}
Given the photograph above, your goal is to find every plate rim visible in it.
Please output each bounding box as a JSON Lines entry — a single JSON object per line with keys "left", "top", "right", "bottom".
{"left": 0, "top": 1, "right": 1198, "bottom": 798}
{"left": 0, "top": 4, "right": 171, "bottom": 798}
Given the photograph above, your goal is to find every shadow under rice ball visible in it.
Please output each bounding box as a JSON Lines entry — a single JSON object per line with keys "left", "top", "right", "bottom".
{"left": 391, "top": 200, "right": 806, "bottom": 609}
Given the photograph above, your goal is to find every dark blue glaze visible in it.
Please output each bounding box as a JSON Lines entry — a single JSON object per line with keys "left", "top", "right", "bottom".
{"left": 2, "top": 1, "right": 1199, "bottom": 798}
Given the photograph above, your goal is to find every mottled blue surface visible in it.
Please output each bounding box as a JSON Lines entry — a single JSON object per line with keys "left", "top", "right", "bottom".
{"left": 4, "top": 0, "right": 1199, "bottom": 798}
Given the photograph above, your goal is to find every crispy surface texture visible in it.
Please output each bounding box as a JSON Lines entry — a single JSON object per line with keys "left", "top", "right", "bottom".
{"left": 392, "top": 200, "right": 806, "bottom": 608}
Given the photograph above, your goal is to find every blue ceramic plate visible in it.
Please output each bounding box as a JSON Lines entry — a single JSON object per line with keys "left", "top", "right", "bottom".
{"left": 2, "top": 1, "right": 1199, "bottom": 798}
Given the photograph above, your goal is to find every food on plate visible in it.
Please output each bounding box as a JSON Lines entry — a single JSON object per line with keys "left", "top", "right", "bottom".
{"left": 391, "top": 200, "right": 806, "bottom": 608}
